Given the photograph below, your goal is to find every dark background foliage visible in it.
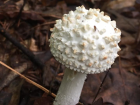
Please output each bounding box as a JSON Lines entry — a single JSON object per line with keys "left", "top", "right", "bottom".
{"left": 0, "top": 0, "right": 140, "bottom": 105}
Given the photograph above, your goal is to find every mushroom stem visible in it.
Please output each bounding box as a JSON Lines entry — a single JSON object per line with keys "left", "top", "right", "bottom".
{"left": 54, "top": 68, "right": 87, "bottom": 105}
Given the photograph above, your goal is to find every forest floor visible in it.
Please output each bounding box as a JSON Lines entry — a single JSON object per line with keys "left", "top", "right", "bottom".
{"left": 0, "top": 0, "right": 140, "bottom": 105}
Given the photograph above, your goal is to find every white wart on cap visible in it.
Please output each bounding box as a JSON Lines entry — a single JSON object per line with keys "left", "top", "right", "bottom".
{"left": 49, "top": 6, "right": 121, "bottom": 74}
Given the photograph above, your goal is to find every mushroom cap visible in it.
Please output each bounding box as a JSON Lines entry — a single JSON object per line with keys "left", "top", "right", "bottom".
{"left": 49, "top": 6, "right": 121, "bottom": 74}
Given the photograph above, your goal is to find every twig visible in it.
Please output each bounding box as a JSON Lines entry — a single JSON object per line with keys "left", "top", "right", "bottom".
{"left": 122, "top": 63, "right": 140, "bottom": 68}
{"left": 21, "top": 21, "right": 55, "bottom": 36}
{"left": 107, "top": 9, "right": 136, "bottom": 30}
{"left": 92, "top": 70, "right": 110, "bottom": 104}
{"left": 10, "top": 0, "right": 27, "bottom": 28}
{"left": 0, "top": 26, "right": 44, "bottom": 69}
{"left": 0, "top": 61, "right": 56, "bottom": 98}
{"left": 0, "top": 62, "right": 30, "bottom": 91}
{"left": 0, "top": 61, "right": 84, "bottom": 105}
{"left": 33, "top": 21, "right": 55, "bottom": 27}
{"left": 119, "top": 56, "right": 130, "bottom": 104}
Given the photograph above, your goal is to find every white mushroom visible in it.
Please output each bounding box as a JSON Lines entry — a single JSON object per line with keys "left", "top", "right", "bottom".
{"left": 49, "top": 5, "right": 121, "bottom": 105}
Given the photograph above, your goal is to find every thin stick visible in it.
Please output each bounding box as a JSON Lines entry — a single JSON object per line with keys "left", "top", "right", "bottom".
{"left": 0, "top": 61, "right": 84, "bottom": 105}
{"left": 11, "top": 0, "right": 27, "bottom": 28}
{"left": 0, "top": 61, "right": 56, "bottom": 98}
{"left": 92, "top": 70, "right": 110, "bottom": 104}
{"left": 0, "top": 26, "right": 44, "bottom": 69}
{"left": 21, "top": 21, "right": 55, "bottom": 36}
{"left": 0, "top": 62, "right": 30, "bottom": 91}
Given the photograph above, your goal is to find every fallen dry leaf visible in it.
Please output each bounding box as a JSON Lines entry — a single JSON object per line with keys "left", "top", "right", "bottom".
{"left": 108, "top": 0, "right": 135, "bottom": 10}
{"left": 81, "top": 68, "right": 140, "bottom": 105}
{"left": 34, "top": 93, "right": 53, "bottom": 105}
{"left": 0, "top": 0, "right": 140, "bottom": 105}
